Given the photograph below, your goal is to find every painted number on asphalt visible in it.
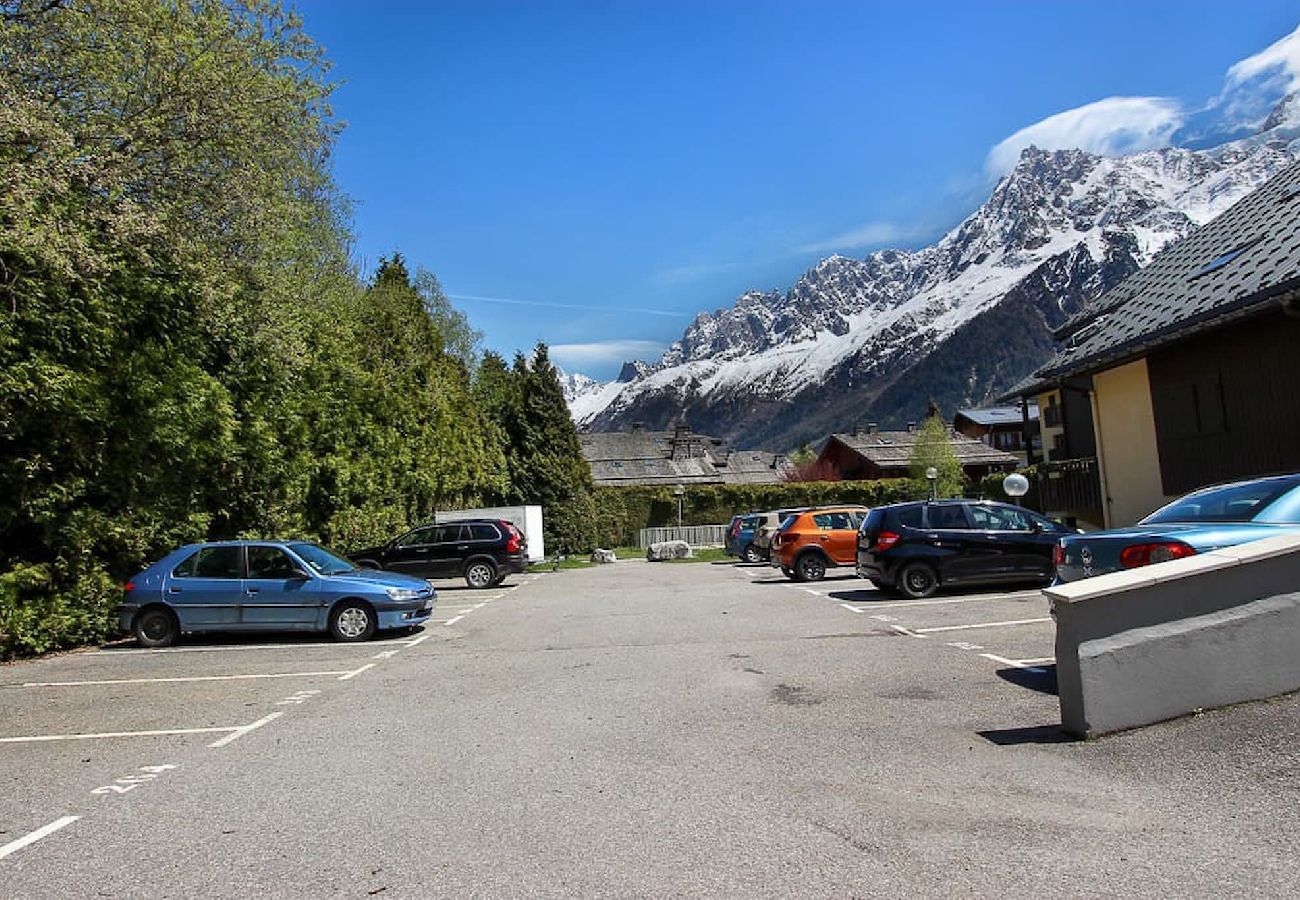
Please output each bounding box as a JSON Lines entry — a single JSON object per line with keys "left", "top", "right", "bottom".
{"left": 91, "top": 764, "right": 177, "bottom": 795}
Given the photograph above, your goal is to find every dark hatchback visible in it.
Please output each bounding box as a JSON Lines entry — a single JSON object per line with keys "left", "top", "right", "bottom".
{"left": 857, "top": 500, "right": 1077, "bottom": 599}
{"left": 350, "top": 519, "right": 528, "bottom": 589}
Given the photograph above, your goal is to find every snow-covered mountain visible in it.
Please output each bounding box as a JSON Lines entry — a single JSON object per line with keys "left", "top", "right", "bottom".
{"left": 570, "top": 97, "right": 1300, "bottom": 450}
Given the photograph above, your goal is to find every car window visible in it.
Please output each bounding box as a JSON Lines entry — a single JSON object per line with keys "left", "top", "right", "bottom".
{"left": 926, "top": 505, "right": 970, "bottom": 529}
{"left": 247, "top": 546, "right": 302, "bottom": 579}
{"left": 469, "top": 523, "right": 499, "bottom": 541}
{"left": 434, "top": 524, "right": 469, "bottom": 543}
{"left": 896, "top": 506, "right": 923, "bottom": 528}
{"left": 968, "top": 504, "right": 1030, "bottom": 531}
{"left": 1142, "top": 477, "right": 1300, "bottom": 524}
{"left": 175, "top": 546, "right": 242, "bottom": 579}
{"left": 813, "top": 512, "right": 853, "bottom": 530}
{"left": 394, "top": 527, "right": 435, "bottom": 548}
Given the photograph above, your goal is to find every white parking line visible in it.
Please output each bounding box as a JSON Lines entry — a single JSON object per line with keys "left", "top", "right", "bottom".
{"left": 1015, "top": 657, "right": 1056, "bottom": 666}
{"left": 444, "top": 615, "right": 464, "bottom": 626}
{"left": 207, "top": 712, "right": 283, "bottom": 748}
{"left": 86, "top": 642, "right": 414, "bottom": 656}
{"left": 888, "top": 624, "right": 926, "bottom": 638}
{"left": 406, "top": 633, "right": 431, "bottom": 648}
{"left": 337, "top": 663, "right": 375, "bottom": 681}
{"left": 0, "top": 816, "right": 79, "bottom": 861}
{"left": 0, "top": 726, "right": 236, "bottom": 744}
{"left": 981, "top": 653, "right": 1049, "bottom": 674}
{"left": 21, "top": 670, "right": 354, "bottom": 687}
{"left": 839, "top": 603, "right": 864, "bottom": 614}
{"left": 913, "top": 617, "right": 1052, "bottom": 634}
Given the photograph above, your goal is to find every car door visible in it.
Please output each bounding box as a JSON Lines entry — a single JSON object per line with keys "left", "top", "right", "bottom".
{"left": 428, "top": 524, "right": 471, "bottom": 577}
{"left": 969, "top": 504, "right": 1057, "bottom": 581}
{"left": 164, "top": 545, "right": 243, "bottom": 629}
{"left": 242, "top": 545, "right": 320, "bottom": 627}
{"left": 819, "top": 511, "right": 859, "bottom": 565}
{"left": 383, "top": 525, "right": 439, "bottom": 577}
{"left": 920, "top": 503, "right": 984, "bottom": 583}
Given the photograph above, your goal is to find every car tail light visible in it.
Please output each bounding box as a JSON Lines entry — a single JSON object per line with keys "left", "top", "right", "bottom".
{"left": 1119, "top": 541, "right": 1196, "bottom": 569}
{"left": 123, "top": 581, "right": 135, "bottom": 593}
{"left": 503, "top": 523, "right": 522, "bottom": 554}
{"left": 775, "top": 532, "right": 796, "bottom": 546}
{"left": 875, "top": 531, "right": 900, "bottom": 551}
{"left": 1052, "top": 542, "right": 1065, "bottom": 567}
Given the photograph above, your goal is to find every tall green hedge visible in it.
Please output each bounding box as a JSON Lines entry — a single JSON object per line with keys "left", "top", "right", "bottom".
{"left": 591, "top": 480, "right": 919, "bottom": 547}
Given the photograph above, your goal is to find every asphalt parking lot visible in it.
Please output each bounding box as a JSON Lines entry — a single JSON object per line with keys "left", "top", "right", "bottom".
{"left": 3, "top": 560, "right": 1299, "bottom": 896}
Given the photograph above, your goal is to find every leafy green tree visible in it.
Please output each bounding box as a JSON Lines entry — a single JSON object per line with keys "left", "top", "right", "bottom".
{"left": 908, "top": 412, "right": 966, "bottom": 499}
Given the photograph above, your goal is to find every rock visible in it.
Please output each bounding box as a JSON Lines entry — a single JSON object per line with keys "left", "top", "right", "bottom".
{"left": 646, "top": 540, "right": 692, "bottom": 562}
{"left": 590, "top": 548, "right": 617, "bottom": 564}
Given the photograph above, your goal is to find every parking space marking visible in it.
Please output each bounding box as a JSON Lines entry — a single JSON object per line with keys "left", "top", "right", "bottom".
{"left": 406, "top": 633, "right": 431, "bottom": 648}
{"left": 0, "top": 726, "right": 237, "bottom": 744}
{"left": 207, "top": 712, "right": 284, "bottom": 748}
{"left": 0, "top": 816, "right": 79, "bottom": 861}
{"left": 912, "top": 617, "right": 1052, "bottom": 634}
{"left": 337, "top": 663, "right": 375, "bottom": 681}
{"left": 980, "top": 653, "right": 1049, "bottom": 674}
{"left": 842, "top": 592, "right": 1042, "bottom": 610}
{"left": 444, "top": 615, "right": 465, "bottom": 626}
{"left": 888, "top": 624, "right": 926, "bottom": 638}
{"left": 20, "top": 670, "right": 355, "bottom": 687}
{"left": 1016, "top": 657, "right": 1055, "bottom": 665}
{"left": 838, "top": 603, "right": 864, "bottom": 614}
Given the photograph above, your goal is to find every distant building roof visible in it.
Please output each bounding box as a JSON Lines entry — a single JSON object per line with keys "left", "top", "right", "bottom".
{"left": 1008, "top": 159, "right": 1300, "bottom": 397}
{"left": 955, "top": 406, "right": 1038, "bottom": 427}
{"left": 579, "top": 426, "right": 790, "bottom": 486}
{"left": 825, "top": 429, "right": 1019, "bottom": 470}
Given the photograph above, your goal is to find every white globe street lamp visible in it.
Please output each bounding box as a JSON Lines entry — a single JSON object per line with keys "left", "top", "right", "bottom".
{"left": 1003, "top": 472, "right": 1030, "bottom": 506}
{"left": 673, "top": 483, "right": 686, "bottom": 527}
{"left": 925, "top": 466, "right": 938, "bottom": 500}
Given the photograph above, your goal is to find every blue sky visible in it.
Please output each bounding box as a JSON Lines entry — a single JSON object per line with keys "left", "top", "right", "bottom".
{"left": 299, "top": 1, "right": 1300, "bottom": 379}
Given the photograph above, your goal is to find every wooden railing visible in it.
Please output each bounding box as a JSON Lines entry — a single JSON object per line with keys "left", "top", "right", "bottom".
{"left": 1037, "top": 457, "right": 1102, "bottom": 519}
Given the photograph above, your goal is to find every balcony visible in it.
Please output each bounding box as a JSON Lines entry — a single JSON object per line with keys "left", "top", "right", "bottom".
{"left": 1036, "top": 457, "right": 1102, "bottom": 523}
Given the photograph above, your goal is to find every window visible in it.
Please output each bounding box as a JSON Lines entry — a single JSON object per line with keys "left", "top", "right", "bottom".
{"left": 395, "top": 527, "right": 435, "bottom": 548}
{"left": 1191, "top": 239, "right": 1260, "bottom": 278}
{"left": 1142, "top": 477, "right": 1300, "bottom": 524}
{"left": 434, "top": 524, "right": 469, "bottom": 543}
{"left": 247, "top": 546, "right": 302, "bottom": 579}
{"left": 469, "top": 523, "right": 500, "bottom": 541}
{"left": 813, "top": 512, "right": 853, "bottom": 530}
{"left": 926, "top": 505, "right": 970, "bottom": 529}
{"left": 174, "top": 546, "right": 242, "bottom": 579}
{"left": 968, "top": 504, "right": 1033, "bottom": 531}
{"left": 895, "top": 506, "right": 923, "bottom": 528}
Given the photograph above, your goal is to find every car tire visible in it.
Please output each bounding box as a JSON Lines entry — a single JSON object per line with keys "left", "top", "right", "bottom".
{"left": 897, "top": 562, "right": 939, "bottom": 600}
{"left": 796, "top": 553, "right": 827, "bottom": 582}
{"left": 464, "top": 560, "right": 497, "bottom": 589}
{"left": 741, "top": 544, "right": 761, "bottom": 564}
{"left": 330, "top": 600, "right": 376, "bottom": 642}
{"left": 134, "top": 606, "right": 178, "bottom": 648}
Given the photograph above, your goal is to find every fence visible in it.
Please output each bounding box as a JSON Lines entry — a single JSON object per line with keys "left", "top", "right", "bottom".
{"left": 637, "top": 524, "right": 728, "bottom": 549}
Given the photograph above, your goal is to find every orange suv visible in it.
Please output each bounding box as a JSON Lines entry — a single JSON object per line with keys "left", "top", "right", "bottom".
{"left": 770, "top": 506, "right": 869, "bottom": 582}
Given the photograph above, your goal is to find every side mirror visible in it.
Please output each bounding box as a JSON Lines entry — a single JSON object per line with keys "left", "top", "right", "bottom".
{"left": 1030, "top": 521, "right": 1044, "bottom": 533}
{"left": 289, "top": 568, "right": 312, "bottom": 580}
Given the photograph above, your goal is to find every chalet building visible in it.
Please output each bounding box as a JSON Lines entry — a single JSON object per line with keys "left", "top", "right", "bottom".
{"left": 579, "top": 423, "right": 791, "bottom": 487}
{"left": 816, "top": 423, "right": 1018, "bottom": 481}
{"left": 952, "top": 406, "right": 1040, "bottom": 464}
{"left": 1007, "top": 159, "right": 1300, "bottom": 529}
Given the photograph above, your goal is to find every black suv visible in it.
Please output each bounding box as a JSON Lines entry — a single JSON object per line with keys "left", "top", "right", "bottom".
{"left": 857, "top": 500, "right": 1076, "bottom": 599}
{"left": 350, "top": 519, "right": 528, "bottom": 589}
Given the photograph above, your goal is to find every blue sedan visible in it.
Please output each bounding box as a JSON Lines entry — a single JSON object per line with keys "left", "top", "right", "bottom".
{"left": 118, "top": 540, "right": 436, "bottom": 646}
{"left": 1055, "top": 473, "right": 1300, "bottom": 582}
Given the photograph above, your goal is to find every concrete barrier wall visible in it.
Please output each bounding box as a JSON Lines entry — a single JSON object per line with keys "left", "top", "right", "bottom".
{"left": 1045, "top": 533, "right": 1300, "bottom": 738}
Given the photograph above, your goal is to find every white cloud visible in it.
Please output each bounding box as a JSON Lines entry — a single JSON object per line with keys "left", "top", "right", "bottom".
{"left": 985, "top": 96, "right": 1184, "bottom": 176}
{"left": 655, "top": 262, "right": 743, "bottom": 284}
{"left": 449, "top": 293, "right": 687, "bottom": 318}
{"left": 796, "top": 221, "right": 911, "bottom": 254}
{"left": 1216, "top": 23, "right": 1300, "bottom": 129}
{"left": 550, "top": 340, "right": 666, "bottom": 366}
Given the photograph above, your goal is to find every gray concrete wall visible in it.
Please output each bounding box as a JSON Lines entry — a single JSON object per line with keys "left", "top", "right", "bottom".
{"left": 1046, "top": 534, "right": 1300, "bottom": 738}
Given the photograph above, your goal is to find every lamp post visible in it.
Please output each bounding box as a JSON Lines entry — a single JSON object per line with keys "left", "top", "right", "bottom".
{"left": 925, "top": 466, "right": 938, "bottom": 501}
{"left": 1003, "top": 472, "right": 1030, "bottom": 507}
{"left": 673, "top": 483, "right": 685, "bottom": 528}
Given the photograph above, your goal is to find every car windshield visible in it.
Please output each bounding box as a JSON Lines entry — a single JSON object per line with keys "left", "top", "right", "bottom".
{"left": 1141, "top": 478, "right": 1300, "bottom": 524}
{"left": 290, "top": 542, "right": 357, "bottom": 575}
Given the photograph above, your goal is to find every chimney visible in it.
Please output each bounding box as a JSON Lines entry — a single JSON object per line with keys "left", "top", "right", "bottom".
{"left": 906, "top": 421, "right": 916, "bottom": 433}
{"left": 867, "top": 422, "right": 878, "bottom": 434}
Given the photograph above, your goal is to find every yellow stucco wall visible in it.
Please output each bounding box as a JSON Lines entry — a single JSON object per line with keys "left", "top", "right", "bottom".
{"left": 1036, "top": 390, "right": 1065, "bottom": 461}
{"left": 1091, "top": 359, "right": 1174, "bottom": 527}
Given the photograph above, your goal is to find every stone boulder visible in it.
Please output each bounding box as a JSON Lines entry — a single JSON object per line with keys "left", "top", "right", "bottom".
{"left": 646, "top": 540, "right": 692, "bottom": 562}
{"left": 590, "top": 548, "right": 617, "bottom": 564}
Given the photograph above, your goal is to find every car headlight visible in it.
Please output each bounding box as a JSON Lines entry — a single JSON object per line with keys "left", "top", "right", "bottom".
{"left": 385, "top": 587, "right": 423, "bottom": 601}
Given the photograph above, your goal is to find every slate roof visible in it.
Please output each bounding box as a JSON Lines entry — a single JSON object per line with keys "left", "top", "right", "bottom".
{"left": 579, "top": 429, "right": 790, "bottom": 486}
{"left": 955, "top": 406, "right": 1038, "bottom": 427}
{"left": 1009, "top": 159, "right": 1300, "bottom": 397}
{"left": 826, "top": 430, "right": 1019, "bottom": 470}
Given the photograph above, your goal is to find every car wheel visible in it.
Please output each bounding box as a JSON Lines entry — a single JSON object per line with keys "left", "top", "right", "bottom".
{"left": 330, "top": 600, "right": 376, "bottom": 642}
{"left": 465, "top": 560, "right": 497, "bottom": 589}
{"left": 897, "top": 562, "right": 939, "bottom": 600}
{"left": 134, "top": 607, "right": 178, "bottom": 648}
{"left": 796, "top": 553, "right": 827, "bottom": 582}
{"left": 741, "top": 544, "right": 761, "bottom": 564}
